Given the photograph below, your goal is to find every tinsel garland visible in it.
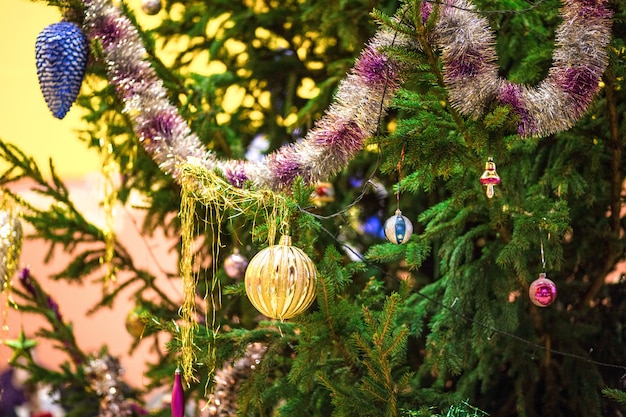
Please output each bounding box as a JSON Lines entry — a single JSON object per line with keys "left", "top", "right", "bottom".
{"left": 78, "top": 0, "right": 612, "bottom": 192}
{"left": 178, "top": 163, "right": 291, "bottom": 381}
{"left": 422, "top": 0, "right": 613, "bottom": 137}
{"left": 206, "top": 343, "right": 267, "bottom": 416}
{"left": 81, "top": 0, "right": 408, "bottom": 191}
{"left": 0, "top": 206, "right": 22, "bottom": 291}
{"left": 85, "top": 355, "right": 134, "bottom": 417}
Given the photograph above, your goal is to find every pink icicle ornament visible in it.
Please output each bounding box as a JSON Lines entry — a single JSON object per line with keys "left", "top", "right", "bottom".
{"left": 171, "top": 368, "right": 185, "bottom": 417}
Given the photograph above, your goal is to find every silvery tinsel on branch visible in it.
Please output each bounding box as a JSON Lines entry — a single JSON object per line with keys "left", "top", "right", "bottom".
{"left": 421, "top": 0, "right": 612, "bottom": 137}
{"left": 78, "top": 0, "right": 611, "bottom": 191}
{"left": 84, "top": 355, "right": 134, "bottom": 417}
{"left": 206, "top": 343, "right": 267, "bottom": 416}
{"left": 81, "top": 0, "right": 409, "bottom": 191}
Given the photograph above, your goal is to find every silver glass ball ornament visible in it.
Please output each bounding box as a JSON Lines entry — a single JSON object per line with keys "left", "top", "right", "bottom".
{"left": 384, "top": 209, "right": 413, "bottom": 244}
{"left": 141, "top": 0, "right": 162, "bottom": 15}
{"left": 224, "top": 249, "right": 249, "bottom": 280}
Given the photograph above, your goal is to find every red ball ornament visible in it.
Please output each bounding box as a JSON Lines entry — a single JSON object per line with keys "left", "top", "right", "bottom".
{"left": 311, "top": 182, "right": 335, "bottom": 206}
{"left": 529, "top": 273, "right": 557, "bottom": 307}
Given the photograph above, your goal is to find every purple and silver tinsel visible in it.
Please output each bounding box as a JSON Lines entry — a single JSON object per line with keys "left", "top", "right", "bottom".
{"left": 423, "top": 0, "right": 612, "bottom": 137}
{"left": 206, "top": 343, "right": 267, "bottom": 416}
{"left": 85, "top": 355, "right": 134, "bottom": 417}
{"left": 79, "top": 0, "right": 611, "bottom": 189}
{"left": 82, "top": 0, "right": 407, "bottom": 190}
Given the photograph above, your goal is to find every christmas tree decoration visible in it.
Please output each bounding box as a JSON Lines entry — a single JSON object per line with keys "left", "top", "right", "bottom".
{"left": 78, "top": 0, "right": 611, "bottom": 197}
{"left": 223, "top": 249, "right": 249, "bottom": 280}
{"left": 141, "top": 0, "right": 162, "bottom": 15}
{"left": 207, "top": 343, "right": 267, "bottom": 416}
{"left": 6, "top": 0, "right": 626, "bottom": 414}
{"left": 362, "top": 215, "right": 386, "bottom": 239}
{"left": 311, "top": 182, "right": 335, "bottom": 207}
{"left": 3, "top": 330, "right": 38, "bottom": 363}
{"left": 84, "top": 355, "right": 134, "bottom": 417}
{"left": 384, "top": 209, "right": 413, "bottom": 244}
{"left": 0, "top": 208, "right": 23, "bottom": 291}
{"left": 529, "top": 273, "right": 557, "bottom": 307}
{"left": 171, "top": 368, "right": 185, "bottom": 417}
{"left": 100, "top": 135, "right": 119, "bottom": 289}
{"left": 244, "top": 235, "right": 317, "bottom": 320}
{"left": 421, "top": 0, "right": 612, "bottom": 137}
{"left": 125, "top": 305, "right": 147, "bottom": 338}
{"left": 82, "top": 0, "right": 409, "bottom": 190}
{"left": 479, "top": 157, "right": 501, "bottom": 199}
{"left": 178, "top": 165, "right": 294, "bottom": 381}
{"left": 35, "top": 21, "right": 88, "bottom": 119}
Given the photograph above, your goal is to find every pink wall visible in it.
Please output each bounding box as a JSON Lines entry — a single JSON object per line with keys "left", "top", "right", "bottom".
{"left": 1, "top": 176, "right": 180, "bottom": 390}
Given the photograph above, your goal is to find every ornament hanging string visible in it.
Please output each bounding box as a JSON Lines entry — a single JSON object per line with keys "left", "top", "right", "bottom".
{"left": 396, "top": 143, "right": 406, "bottom": 212}
{"left": 539, "top": 228, "right": 547, "bottom": 273}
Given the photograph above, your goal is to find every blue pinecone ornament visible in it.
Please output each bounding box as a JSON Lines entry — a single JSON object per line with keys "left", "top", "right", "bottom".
{"left": 35, "top": 21, "right": 88, "bottom": 119}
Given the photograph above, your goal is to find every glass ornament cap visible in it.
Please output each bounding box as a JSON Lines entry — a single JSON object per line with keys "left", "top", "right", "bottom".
{"left": 529, "top": 273, "right": 557, "bottom": 307}
{"left": 384, "top": 209, "right": 413, "bottom": 244}
{"left": 35, "top": 21, "right": 89, "bottom": 119}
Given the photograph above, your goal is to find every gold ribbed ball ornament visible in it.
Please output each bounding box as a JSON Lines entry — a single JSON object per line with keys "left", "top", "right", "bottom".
{"left": 244, "top": 235, "right": 317, "bottom": 320}
{"left": 125, "top": 305, "right": 148, "bottom": 338}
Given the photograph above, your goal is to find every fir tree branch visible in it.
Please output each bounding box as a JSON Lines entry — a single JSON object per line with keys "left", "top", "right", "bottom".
{"left": 582, "top": 69, "right": 623, "bottom": 306}
{"left": 411, "top": 6, "right": 471, "bottom": 145}
{"left": 317, "top": 273, "right": 359, "bottom": 370}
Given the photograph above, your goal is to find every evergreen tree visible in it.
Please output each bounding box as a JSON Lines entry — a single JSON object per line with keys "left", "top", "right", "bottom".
{"left": 1, "top": 0, "right": 626, "bottom": 416}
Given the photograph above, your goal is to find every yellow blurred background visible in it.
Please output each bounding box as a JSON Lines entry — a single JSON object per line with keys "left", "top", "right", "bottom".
{"left": 0, "top": 1, "right": 99, "bottom": 179}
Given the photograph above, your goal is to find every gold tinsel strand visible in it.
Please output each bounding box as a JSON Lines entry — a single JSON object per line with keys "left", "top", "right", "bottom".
{"left": 1, "top": 192, "right": 22, "bottom": 294}
{"left": 179, "top": 175, "right": 199, "bottom": 383}
{"left": 100, "top": 136, "right": 118, "bottom": 289}
{"left": 178, "top": 162, "right": 292, "bottom": 384}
